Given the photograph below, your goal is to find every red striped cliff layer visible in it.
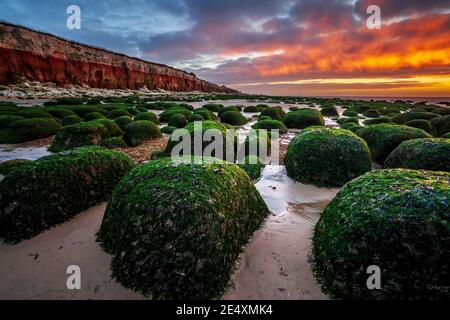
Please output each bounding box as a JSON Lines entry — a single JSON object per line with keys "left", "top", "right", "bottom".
{"left": 0, "top": 22, "right": 236, "bottom": 93}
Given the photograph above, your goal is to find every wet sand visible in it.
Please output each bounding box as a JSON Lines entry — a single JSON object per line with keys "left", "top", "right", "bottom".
{"left": 0, "top": 203, "right": 143, "bottom": 300}
{"left": 225, "top": 165, "right": 339, "bottom": 300}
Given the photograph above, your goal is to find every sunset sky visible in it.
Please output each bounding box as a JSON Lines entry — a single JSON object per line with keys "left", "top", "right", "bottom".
{"left": 1, "top": 0, "right": 449, "bottom": 97}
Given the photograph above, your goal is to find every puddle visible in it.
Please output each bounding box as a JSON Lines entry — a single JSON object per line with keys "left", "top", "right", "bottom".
{"left": 0, "top": 145, "right": 51, "bottom": 162}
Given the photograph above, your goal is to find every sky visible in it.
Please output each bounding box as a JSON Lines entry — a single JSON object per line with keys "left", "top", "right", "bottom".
{"left": 1, "top": 0, "right": 449, "bottom": 97}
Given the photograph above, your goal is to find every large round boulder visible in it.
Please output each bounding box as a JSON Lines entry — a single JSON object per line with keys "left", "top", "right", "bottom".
{"left": 384, "top": 138, "right": 450, "bottom": 172}
{"left": 97, "top": 157, "right": 269, "bottom": 299}
{"left": 0, "top": 147, "right": 135, "bottom": 243}
{"left": 49, "top": 122, "right": 108, "bottom": 152}
{"left": 220, "top": 111, "right": 248, "bottom": 126}
{"left": 0, "top": 118, "right": 62, "bottom": 144}
{"left": 283, "top": 109, "right": 324, "bottom": 129}
{"left": 312, "top": 169, "right": 450, "bottom": 299}
{"left": 123, "top": 120, "right": 162, "bottom": 147}
{"left": 356, "top": 124, "right": 431, "bottom": 163}
{"left": 285, "top": 127, "right": 371, "bottom": 187}
{"left": 164, "top": 121, "right": 237, "bottom": 160}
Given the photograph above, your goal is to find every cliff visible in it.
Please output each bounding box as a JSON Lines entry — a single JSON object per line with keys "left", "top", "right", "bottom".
{"left": 0, "top": 22, "right": 236, "bottom": 93}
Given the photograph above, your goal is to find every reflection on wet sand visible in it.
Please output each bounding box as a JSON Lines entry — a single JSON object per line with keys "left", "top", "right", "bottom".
{"left": 225, "top": 165, "right": 339, "bottom": 300}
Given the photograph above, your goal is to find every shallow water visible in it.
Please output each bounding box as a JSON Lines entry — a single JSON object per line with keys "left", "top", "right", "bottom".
{"left": 225, "top": 165, "right": 339, "bottom": 299}
{"left": 0, "top": 145, "right": 51, "bottom": 162}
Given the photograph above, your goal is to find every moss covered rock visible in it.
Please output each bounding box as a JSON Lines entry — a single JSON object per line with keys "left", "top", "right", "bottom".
{"left": 134, "top": 112, "right": 159, "bottom": 124}
{"left": 84, "top": 112, "right": 105, "bottom": 121}
{"left": 243, "top": 106, "right": 259, "bottom": 113}
{"left": 0, "top": 147, "right": 135, "bottom": 243}
{"left": 159, "top": 107, "right": 192, "bottom": 122}
{"left": 362, "top": 109, "right": 380, "bottom": 118}
{"left": 46, "top": 108, "right": 77, "bottom": 119}
{"left": 49, "top": 122, "right": 108, "bottom": 152}
{"left": 164, "top": 121, "right": 237, "bottom": 159}
{"left": 100, "top": 137, "right": 128, "bottom": 149}
{"left": 220, "top": 111, "right": 248, "bottom": 126}
{"left": 384, "top": 138, "right": 450, "bottom": 172}
{"left": 312, "top": 169, "right": 450, "bottom": 299}
{"left": 260, "top": 106, "right": 285, "bottom": 121}
{"left": 168, "top": 114, "right": 188, "bottom": 128}
{"left": 202, "top": 103, "right": 223, "bottom": 112}
{"left": 252, "top": 119, "right": 288, "bottom": 134}
{"left": 363, "top": 117, "right": 392, "bottom": 125}
{"left": 91, "top": 119, "right": 123, "bottom": 137}
{"left": 430, "top": 115, "right": 450, "bottom": 137}
{"left": 218, "top": 106, "right": 240, "bottom": 117}
{"left": 0, "top": 115, "right": 24, "bottom": 127}
{"left": 97, "top": 157, "right": 269, "bottom": 299}
{"left": 108, "top": 108, "right": 131, "bottom": 119}
{"left": 391, "top": 112, "right": 439, "bottom": 125}
{"left": 283, "top": 109, "right": 324, "bottom": 129}
{"left": 0, "top": 159, "right": 32, "bottom": 175}
{"left": 62, "top": 115, "right": 83, "bottom": 126}
{"left": 337, "top": 117, "right": 359, "bottom": 125}
{"left": 123, "top": 120, "right": 162, "bottom": 147}
{"left": 0, "top": 118, "right": 62, "bottom": 144}
{"left": 405, "top": 119, "right": 433, "bottom": 134}
{"left": 114, "top": 116, "right": 133, "bottom": 131}
{"left": 188, "top": 114, "right": 204, "bottom": 122}
{"left": 356, "top": 124, "right": 431, "bottom": 163}
{"left": 320, "top": 106, "right": 339, "bottom": 117}
{"left": 161, "top": 126, "right": 176, "bottom": 134}
{"left": 285, "top": 127, "right": 371, "bottom": 187}
{"left": 343, "top": 110, "right": 358, "bottom": 117}
{"left": 193, "top": 108, "right": 217, "bottom": 121}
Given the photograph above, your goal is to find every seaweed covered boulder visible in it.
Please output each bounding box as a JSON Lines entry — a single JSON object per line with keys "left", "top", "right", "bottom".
{"left": 134, "top": 112, "right": 159, "bottom": 124}
{"left": 100, "top": 137, "right": 128, "bottom": 149}
{"left": 391, "top": 112, "right": 439, "bottom": 125}
{"left": 252, "top": 119, "right": 288, "bottom": 134}
{"left": 285, "top": 127, "right": 371, "bottom": 187}
{"left": 114, "top": 116, "right": 133, "bottom": 131}
{"left": 91, "top": 119, "right": 124, "bottom": 137}
{"left": 283, "top": 109, "right": 324, "bottom": 129}
{"left": 123, "top": 120, "right": 162, "bottom": 147}
{"left": 320, "top": 106, "right": 339, "bottom": 117}
{"left": 164, "top": 121, "right": 238, "bottom": 159}
{"left": 0, "top": 147, "right": 135, "bottom": 243}
{"left": 405, "top": 119, "right": 433, "bottom": 134}
{"left": 168, "top": 114, "right": 188, "bottom": 128}
{"left": 161, "top": 126, "right": 176, "bottom": 134}
{"left": 62, "top": 115, "right": 83, "bottom": 126}
{"left": 97, "top": 157, "right": 269, "bottom": 299}
{"left": 49, "top": 122, "right": 108, "bottom": 152}
{"left": 384, "top": 138, "right": 450, "bottom": 172}
{"left": 0, "top": 118, "right": 62, "bottom": 144}
{"left": 356, "top": 124, "right": 431, "bottom": 163}
{"left": 430, "top": 115, "right": 450, "bottom": 137}
{"left": 202, "top": 103, "right": 223, "bottom": 112}
{"left": 220, "top": 111, "right": 248, "bottom": 126}
{"left": 260, "top": 106, "right": 285, "bottom": 121}
{"left": 0, "top": 159, "right": 32, "bottom": 175}
{"left": 193, "top": 108, "right": 217, "bottom": 121}
{"left": 312, "top": 169, "right": 450, "bottom": 299}
{"left": 159, "top": 107, "right": 192, "bottom": 123}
